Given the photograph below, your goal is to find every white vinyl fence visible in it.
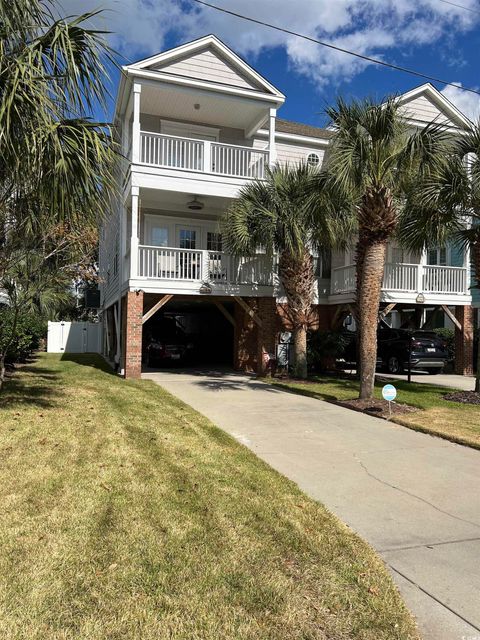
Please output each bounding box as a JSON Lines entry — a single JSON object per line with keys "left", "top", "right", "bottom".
{"left": 47, "top": 321, "right": 102, "bottom": 354}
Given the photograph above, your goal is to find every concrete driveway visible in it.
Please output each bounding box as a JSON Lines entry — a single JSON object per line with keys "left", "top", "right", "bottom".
{"left": 379, "top": 371, "right": 476, "bottom": 391}
{"left": 144, "top": 369, "right": 480, "bottom": 640}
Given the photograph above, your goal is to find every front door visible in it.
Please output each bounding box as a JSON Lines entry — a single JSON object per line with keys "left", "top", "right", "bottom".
{"left": 176, "top": 226, "right": 201, "bottom": 280}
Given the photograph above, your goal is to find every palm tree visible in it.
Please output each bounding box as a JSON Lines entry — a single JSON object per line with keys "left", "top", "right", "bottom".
{"left": 0, "top": 0, "right": 117, "bottom": 385}
{"left": 324, "top": 97, "right": 451, "bottom": 399}
{"left": 0, "top": 0, "right": 117, "bottom": 279}
{"left": 398, "top": 121, "right": 480, "bottom": 391}
{"left": 222, "top": 163, "right": 346, "bottom": 379}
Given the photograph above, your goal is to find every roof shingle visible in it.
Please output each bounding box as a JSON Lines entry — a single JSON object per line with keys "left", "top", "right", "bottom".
{"left": 275, "top": 118, "right": 334, "bottom": 139}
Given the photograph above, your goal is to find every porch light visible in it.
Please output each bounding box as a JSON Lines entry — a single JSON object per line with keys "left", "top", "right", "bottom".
{"left": 187, "top": 196, "right": 204, "bottom": 211}
{"left": 416, "top": 293, "right": 425, "bottom": 304}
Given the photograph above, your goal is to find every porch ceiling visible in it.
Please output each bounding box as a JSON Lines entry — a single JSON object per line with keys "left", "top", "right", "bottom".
{"left": 138, "top": 188, "right": 233, "bottom": 217}
{"left": 140, "top": 83, "right": 269, "bottom": 132}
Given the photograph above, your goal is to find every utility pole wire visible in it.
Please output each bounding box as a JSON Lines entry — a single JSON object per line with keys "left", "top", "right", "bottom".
{"left": 437, "top": 0, "right": 480, "bottom": 16}
{"left": 190, "top": 0, "right": 480, "bottom": 97}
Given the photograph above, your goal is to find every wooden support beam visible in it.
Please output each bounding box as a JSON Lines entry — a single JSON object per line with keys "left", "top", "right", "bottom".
{"left": 379, "top": 303, "right": 397, "bottom": 320}
{"left": 214, "top": 301, "right": 236, "bottom": 328}
{"left": 441, "top": 304, "right": 462, "bottom": 331}
{"left": 234, "top": 296, "right": 262, "bottom": 327}
{"left": 142, "top": 294, "right": 173, "bottom": 324}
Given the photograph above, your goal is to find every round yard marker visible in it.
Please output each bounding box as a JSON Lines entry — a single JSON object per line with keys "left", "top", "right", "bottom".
{"left": 382, "top": 384, "right": 397, "bottom": 402}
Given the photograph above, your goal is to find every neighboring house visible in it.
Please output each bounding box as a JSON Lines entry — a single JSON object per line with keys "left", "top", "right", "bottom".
{"left": 99, "top": 34, "right": 475, "bottom": 378}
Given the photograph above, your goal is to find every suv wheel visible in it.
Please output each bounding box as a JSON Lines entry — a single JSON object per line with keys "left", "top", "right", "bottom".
{"left": 387, "top": 355, "right": 403, "bottom": 374}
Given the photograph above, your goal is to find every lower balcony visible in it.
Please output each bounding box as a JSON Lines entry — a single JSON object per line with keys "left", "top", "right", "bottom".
{"left": 331, "top": 263, "right": 470, "bottom": 301}
{"left": 134, "top": 245, "right": 274, "bottom": 295}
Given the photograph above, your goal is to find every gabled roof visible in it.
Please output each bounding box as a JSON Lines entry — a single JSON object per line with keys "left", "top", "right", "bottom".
{"left": 397, "top": 83, "right": 471, "bottom": 129}
{"left": 125, "top": 34, "right": 285, "bottom": 101}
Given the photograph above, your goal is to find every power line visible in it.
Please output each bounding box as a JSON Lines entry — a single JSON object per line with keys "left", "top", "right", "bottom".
{"left": 437, "top": 0, "right": 480, "bottom": 15}
{"left": 190, "top": 0, "right": 480, "bottom": 98}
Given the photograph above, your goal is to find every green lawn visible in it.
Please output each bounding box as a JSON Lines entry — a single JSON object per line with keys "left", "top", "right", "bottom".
{"left": 273, "top": 375, "right": 480, "bottom": 449}
{"left": 0, "top": 354, "right": 419, "bottom": 640}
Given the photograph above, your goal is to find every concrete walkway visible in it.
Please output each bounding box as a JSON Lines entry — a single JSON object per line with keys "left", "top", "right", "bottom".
{"left": 144, "top": 369, "right": 480, "bottom": 640}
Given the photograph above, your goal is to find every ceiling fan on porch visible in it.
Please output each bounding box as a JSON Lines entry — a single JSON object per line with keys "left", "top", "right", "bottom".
{"left": 187, "top": 195, "right": 205, "bottom": 211}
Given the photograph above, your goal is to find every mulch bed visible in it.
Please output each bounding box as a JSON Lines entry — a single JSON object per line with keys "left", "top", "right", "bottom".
{"left": 443, "top": 391, "right": 480, "bottom": 405}
{"left": 338, "top": 398, "right": 418, "bottom": 420}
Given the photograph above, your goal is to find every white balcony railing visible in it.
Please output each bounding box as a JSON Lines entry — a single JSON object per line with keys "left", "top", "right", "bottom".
{"left": 138, "top": 246, "right": 274, "bottom": 286}
{"left": 331, "top": 264, "right": 356, "bottom": 294}
{"left": 423, "top": 265, "right": 467, "bottom": 294}
{"left": 331, "top": 263, "right": 468, "bottom": 296}
{"left": 139, "top": 132, "right": 268, "bottom": 179}
{"left": 211, "top": 142, "right": 267, "bottom": 179}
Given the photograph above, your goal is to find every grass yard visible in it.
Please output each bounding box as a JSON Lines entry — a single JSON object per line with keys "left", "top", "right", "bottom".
{"left": 0, "top": 354, "right": 420, "bottom": 640}
{"left": 273, "top": 375, "right": 480, "bottom": 449}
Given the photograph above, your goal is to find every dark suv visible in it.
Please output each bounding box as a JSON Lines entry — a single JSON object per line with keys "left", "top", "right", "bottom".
{"left": 377, "top": 326, "right": 449, "bottom": 374}
{"left": 342, "top": 324, "right": 449, "bottom": 375}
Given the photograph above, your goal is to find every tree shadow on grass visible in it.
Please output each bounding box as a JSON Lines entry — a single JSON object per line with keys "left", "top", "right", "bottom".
{"left": 60, "top": 353, "right": 118, "bottom": 376}
{"left": 0, "top": 365, "right": 61, "bottom": 409}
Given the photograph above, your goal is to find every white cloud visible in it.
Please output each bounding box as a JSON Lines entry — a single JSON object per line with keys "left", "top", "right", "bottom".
{"left": 441, "top": 83, "right": 480, "bottom": 121}
{"left": 59, "top": 0, "right": 480, "bottom": 87}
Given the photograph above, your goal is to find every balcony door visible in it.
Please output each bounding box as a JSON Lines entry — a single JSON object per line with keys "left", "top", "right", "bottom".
{"left": 176, "top": 226, "right": 202, "bottom": 280}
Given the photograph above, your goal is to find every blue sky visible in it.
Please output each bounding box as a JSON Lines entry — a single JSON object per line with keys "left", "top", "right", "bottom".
{"left": 62, "top": 0, "right": 480, "bottom": 125}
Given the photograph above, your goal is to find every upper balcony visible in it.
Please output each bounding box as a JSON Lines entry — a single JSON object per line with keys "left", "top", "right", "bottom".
{"left": 330, "top": 262, "right": 471, "bottom": 305}
{"left": 139, "top": 131, "right": 268, "bottom": 180}
{"left": 118, "top": 35, "right": 285, "bottom": 197}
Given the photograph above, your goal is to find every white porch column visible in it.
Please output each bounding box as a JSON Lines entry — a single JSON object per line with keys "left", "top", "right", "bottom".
{"left": 204, "top": 140, "right": 212, "bottom": 173}
{"left": 268, "top": 107, "right": 277, "bottom": 167}
{"left": 130, "top": 186, "right": 139, "bottom": 279}
{"left": 418, "top": 248, "right": 427, "bottom": 293}
{"left": 132, "top": 83, "right": 141, "bottom": 164}
{"left": 464, "top": 244, "right": 471, "bottom": 295}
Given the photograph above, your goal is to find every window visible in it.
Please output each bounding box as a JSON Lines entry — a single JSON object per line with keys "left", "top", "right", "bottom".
{"left": 427, "top": 247, "right": 447, "bottom": 266}
{"left": 207, "top": 232, "right": 223, "bottom": 252}
{"left": 151, "top": 226, "right": 169, "bottom": 247}
{"left": 179, "top": 229, "right": 197, "bottom": 249}
{"left": 307, "top": 152, "right": 320, "bottom": 166}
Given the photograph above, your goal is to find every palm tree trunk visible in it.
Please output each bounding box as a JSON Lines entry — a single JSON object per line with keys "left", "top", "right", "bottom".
{"left": 358, "top": 241, "right": 387, "bottom": 399}
{"left": 292, "top": 325, "right": 308, "bottom": 378}
{"left": 278, "top": 250, "right": 314, "bottom": 380}
{"left": 354, "top": 231, "right": 367, "bottom": 380}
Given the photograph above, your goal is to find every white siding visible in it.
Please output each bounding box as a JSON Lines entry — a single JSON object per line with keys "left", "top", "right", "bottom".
{"left": 99, "top": 209, "right": 120, "bottom": 308}
{"left": 252, "top": 137, "right": 325, "bottom": 166}
{"left": 152, "top": 48, "right": 260, "bottom": 90}
{"left": 400, "top": 95, "right": 451, "bottom": 125}
{"left": 140, "top": 114, "right": 250, "bottom": 146}
{"left": 331, "top": 250, "right": 346, "bottom": 271}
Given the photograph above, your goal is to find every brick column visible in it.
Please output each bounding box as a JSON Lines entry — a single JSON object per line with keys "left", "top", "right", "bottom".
{"left": 234, "top": 298, "right": 258, "bottom": 372}
{"left": 123, "top": 290, "right": 144, "bottom": 379}
{"left": 454, "top": 305, "right": 474, "bottom": 375}
{"left": 257, "top": 297, "right": 278, "bottom": 376}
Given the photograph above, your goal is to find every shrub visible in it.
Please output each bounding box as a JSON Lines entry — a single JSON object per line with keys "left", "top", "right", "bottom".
{"left": 308, "top": 330, "right": 349, "bottom": 372}
{"left": 434, "top": 327, "right": 455, "bottom": 361}
{"left": 0, "top": 308, "right": 47, "bottom": 364}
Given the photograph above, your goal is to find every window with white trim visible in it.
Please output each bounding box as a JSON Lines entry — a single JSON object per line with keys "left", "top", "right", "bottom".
{"left": 307, "top": 152, "right": 320, "bottom": 166}
{"left": 207, "top": 232, "right": 223, "bottom": 252}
